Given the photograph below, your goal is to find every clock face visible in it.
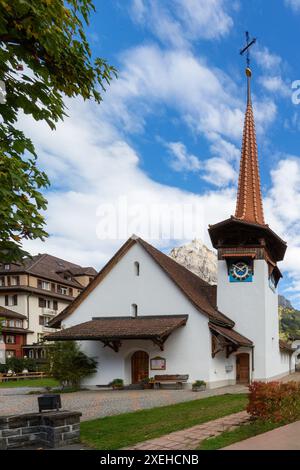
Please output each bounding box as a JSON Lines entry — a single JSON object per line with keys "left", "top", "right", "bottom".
{"left": 229, "top": 260, "right": 253, "bottom": 282}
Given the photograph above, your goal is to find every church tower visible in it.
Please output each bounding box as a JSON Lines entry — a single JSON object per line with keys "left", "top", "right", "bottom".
{"left": 208, "top": 66, "right": 287, "bottom": 381}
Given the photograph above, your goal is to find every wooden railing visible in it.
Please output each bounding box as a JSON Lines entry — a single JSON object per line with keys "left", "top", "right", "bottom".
{"left": 0, "top": 371, "right": 47, "bottom": 383}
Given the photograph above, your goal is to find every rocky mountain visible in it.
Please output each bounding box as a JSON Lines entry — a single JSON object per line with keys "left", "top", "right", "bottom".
{"left": 169, "top": 239, "right": 299, "bottom": 341}
{"left": 278, "top": 295, "right": 293, "bottom": 309}
{"left": 169, "top": 239, "right": 217, "bottom": 285}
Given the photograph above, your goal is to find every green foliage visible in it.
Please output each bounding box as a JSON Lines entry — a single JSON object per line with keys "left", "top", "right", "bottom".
{"left": 2, "top": 356, "right": 38, "bottom": 373}
{"left": 109, "top": 378, "right": 124, "bottom": 388}
{"left": 0, "top": 0, "right": 116, "bottom": 262}
{"left": 247, "top": 381, "right": 300, "bottom": 423}
{"left": 44, "top": 341, "right": 97, "bottom": 388}
{"left": 279, "top": 305, "right": 300, "bottom": 340}
{"left": 193, "top": 380, "right": 206, "bottom": 387}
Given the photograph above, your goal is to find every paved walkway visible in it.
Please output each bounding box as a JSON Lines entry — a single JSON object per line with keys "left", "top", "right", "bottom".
{"left": 223, "top": 420, "right": 300, "bottom": 450}
{"left": 124, "top": 411, "right": 249, "bottom": 450}
{"left": 0, "top": 384, "right": 247, "bottom": 421}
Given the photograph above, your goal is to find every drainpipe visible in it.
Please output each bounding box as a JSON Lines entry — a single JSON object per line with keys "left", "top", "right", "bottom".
{"left": 251, "top": 347, "right": 255, "bottom": 382}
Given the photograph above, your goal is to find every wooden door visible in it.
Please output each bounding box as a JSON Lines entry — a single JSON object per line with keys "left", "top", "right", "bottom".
{"left": 236, "top": 353, "right": 250, "bottom": 384}
{"left": 131, "top": 351, "right": 149, "bottom": 384}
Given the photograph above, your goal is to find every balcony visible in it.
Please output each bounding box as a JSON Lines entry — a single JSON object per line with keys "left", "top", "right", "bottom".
{"left": 41, "top": 308, "right": 57, "bottom": 316}
{"left": 42, "top": 325, "right": 56, "bottom": 333}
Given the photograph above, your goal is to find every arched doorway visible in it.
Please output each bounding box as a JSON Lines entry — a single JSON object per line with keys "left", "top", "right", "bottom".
{"left": 131, "top": 351, "right": 149, "bottom": 384}
{"left": 236, "top": 353, "right": 250, "bottom": 384}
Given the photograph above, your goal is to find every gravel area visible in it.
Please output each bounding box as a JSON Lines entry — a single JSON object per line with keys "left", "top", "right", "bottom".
{"left": 1, "top": 373, "right": 299, "bottom": 422}
{"left": 0, "top": 384, "right": 247, "bottom": 422}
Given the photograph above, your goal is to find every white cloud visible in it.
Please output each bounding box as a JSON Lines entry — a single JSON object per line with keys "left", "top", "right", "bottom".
{"left": 130, "top": 0, "right": 233, "bottom": 47}
{"left": 285, "top": 0, "right": 300, "bottom": 12}
{"left": 254, "top": 46, "right": 282, "bottom": 71}
{"left": 202, "top": 157, "right": 237, "bottom": 187}
{"left": 166, "top": 142, "right": 201, "bottom": 172}
{"left": 19, "top": 97, "right": 236, "bottom": 267}
{"left": 104, "top": 44, "right": 276, "bottom": 147}
{"left": 258, "top": 76, "right": 291, "bottom": 97}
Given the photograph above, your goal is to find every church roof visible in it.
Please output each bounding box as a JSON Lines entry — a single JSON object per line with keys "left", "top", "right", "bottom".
{"left": 49, "top": 236, "right": 234, "bottom": 329}
{"left": 45, "top": 315, "right": 188, "bottom": 343}
{"left": 235, "top": 68, "right": 265, "bottom": 225}
{"left": 209, "top": 322, "right": 253, "bottom": 348}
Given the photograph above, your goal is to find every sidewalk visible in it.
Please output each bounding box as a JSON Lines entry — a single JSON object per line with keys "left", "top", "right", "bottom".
{"left": 124, "top": 411, "right": 249, "bottom": 450}
{"left": 223, "top": 420, "right": 300, "bottom": 450}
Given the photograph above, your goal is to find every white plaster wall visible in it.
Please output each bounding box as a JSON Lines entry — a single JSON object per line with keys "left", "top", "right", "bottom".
{"left": 217, "top": 259, "right": 290, "bottom": 380}
{"left": 63, "top": 243, "right": 231, "bottom": 386}
{"left": 292, "top": 340, "right": 300, "bottom": 365}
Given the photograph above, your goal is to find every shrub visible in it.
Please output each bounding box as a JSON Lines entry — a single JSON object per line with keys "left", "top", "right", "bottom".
{"left": 4, "top": 357, "right": 38, "bottom": 373}
{"left": 193, "top": 380, "right": 206, "bottom": 387}
{"left": 109, "top": 378, "right": 124, "bottom": 388}
{"left": 44, "top": 341, "right": 97, "bottom": 388}
{"left": 247, "top": 381, "right": 300, "bottom": 423}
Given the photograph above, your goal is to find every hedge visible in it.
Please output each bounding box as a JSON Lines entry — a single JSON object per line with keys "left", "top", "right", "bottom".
{"left": 247, "top": 381, "right": 300, "bottom": 423}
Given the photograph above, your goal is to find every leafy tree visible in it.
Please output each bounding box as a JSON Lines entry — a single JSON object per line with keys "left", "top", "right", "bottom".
{"left": 0, "top": 1, "right": 116, "bottom": 262}
{"left": 45, "top": 341, "right": 97, "bottom": 388}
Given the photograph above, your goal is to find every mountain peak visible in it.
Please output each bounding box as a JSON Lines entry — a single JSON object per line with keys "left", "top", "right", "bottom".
{"left": 169, "top": 239, "right": 217, "bottom": 285}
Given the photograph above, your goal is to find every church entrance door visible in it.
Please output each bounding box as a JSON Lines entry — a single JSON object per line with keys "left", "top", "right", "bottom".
{"left": 236, "top": 353, "right": 250, "bottom": 384}
{"left": 131, "top": 351, "right": 149, "bottom": 384}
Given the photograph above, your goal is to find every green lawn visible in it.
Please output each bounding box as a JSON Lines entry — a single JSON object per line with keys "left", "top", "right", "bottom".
{"left": 0, "top": 378, "right": 59, "bottom": 388}
{"left": 199, "top": 420, "right": 285, "bottom": 450}
{"left": 80, "top": 393, "right": 247, "bottom": 450}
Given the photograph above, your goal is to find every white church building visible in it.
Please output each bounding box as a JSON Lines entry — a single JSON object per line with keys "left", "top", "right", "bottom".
{"left": 47, "top": 67, "right": 294, "bottom": 389}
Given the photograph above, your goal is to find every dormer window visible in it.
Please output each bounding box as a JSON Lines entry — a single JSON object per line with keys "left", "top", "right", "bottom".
{"left": 4, "top": 264, "right": 10, "bottom": 270}
{"left": 134, "top": 261, "right": 140, "bottom": 276}
{"left": 131, "top": 303, "right": 138, "bottom": 317}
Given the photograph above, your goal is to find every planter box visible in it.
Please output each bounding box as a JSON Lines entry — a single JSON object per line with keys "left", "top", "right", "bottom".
{"left": 192, "top": 385, "right": 206, "bottom": 392}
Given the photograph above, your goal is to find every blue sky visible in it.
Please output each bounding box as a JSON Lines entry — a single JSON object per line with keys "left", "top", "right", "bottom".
{"left": 20, "top": 0, "right": 300, "bottom": 305}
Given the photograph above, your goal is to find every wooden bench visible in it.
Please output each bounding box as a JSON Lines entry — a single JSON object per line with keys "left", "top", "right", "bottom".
{"left": 0, "top": 372, "right": 47, "bottom": 383}
{"left": 153, "top": 374, "right": 189, "bottom": 389}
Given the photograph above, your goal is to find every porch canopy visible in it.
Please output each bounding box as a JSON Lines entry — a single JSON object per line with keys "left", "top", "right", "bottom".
{"left": 44, "top": 315, "right": 188, "bottom": 352}
{"left": 209, "top": 322, "right": 253, "bottom": 358}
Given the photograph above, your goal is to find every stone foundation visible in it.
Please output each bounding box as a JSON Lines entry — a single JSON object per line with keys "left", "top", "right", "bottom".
{"left": 0, "top": 411, "right": 82, "bottom": 449}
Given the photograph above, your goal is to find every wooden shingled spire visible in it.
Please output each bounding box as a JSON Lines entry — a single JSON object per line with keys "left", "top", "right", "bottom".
{"left": 235, "top": 67, "right": 265, "bottom": 225}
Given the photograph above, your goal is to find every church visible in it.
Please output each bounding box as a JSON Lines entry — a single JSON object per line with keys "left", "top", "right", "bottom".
{"left": 47, "top": 66, "right": 294, "bottom": 389}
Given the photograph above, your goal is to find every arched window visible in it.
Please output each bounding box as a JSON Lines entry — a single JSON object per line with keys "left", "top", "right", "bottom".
{"left": 131, "top": 303, "right": 138, "bottom": 317}
{"left": 134, "top": 261, "right": 140, "bottom": 276}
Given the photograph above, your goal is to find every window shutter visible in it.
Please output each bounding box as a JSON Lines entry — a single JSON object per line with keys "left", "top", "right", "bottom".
{"left": 53, "top": 300, "right": 58, "bottom": 311}
{"left": 5, "top": 295, "right": 8, "bottom": 306}
{"left": 37, "top": 279, "right": 42, "bottom": 289}
{"left": 13, "top": 295, "right": 18, "bottom": 305}
{"left": 7, "top": 276, "right": 10, "bottom": 286}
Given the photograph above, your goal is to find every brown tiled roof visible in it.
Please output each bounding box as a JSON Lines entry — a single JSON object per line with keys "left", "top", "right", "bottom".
{"left": 49, "top": 237, "right": 234, "bottom": 328}
{"left": 0, "top": 254, "right": 97, "bottom": 288}
{"left": 235, "top": 69, "right": 265, "bottom": 225}
{"left": 45, "top": 315, "right": 188, "bottom": 341}
{"left": 2, "top": 327, "right": 33, "bottom": 334}
{"left": 0, "top": 306, "right": 27, "bottom": 320}
{"left": 208, "top": 217, "right": 287, "bottom": 262}
{"left": 279, "top": 339, "right": 294, "bottom": 354}
{"left": 209, "top": 322, "right": 253, "bottom": 347}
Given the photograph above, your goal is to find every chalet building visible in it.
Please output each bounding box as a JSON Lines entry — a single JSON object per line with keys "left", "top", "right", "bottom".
{"left": 0, "top": 254, "right": 97, "bottom": 358}
{"left": 0, "top": 306, "right": 32, "bottom": 363}
{"left": 46, "top": 67, "right": 295, "bottom": 388}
